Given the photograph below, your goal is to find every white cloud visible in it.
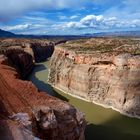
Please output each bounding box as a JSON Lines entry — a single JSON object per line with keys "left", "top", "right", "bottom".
{"left": 80, "top": 15, "right": 103, "bottom": 25}
{"left": 0, "top": 0, "right": 139, "bottom": 34}
{"left": 58, "top": 15, "right": 79, "bottom": 20}
{"left": 58, "top": 16, "right": 67, "bottom": 20}
{"left": 2, "top": 14, "right": 139, "bottom": 35}
{"left": 58, "top": 14, "right": 140, "bottom": 30}
{"left": 104, "top": 0, "right": 140, "bottom": 20}
{"left": 2, "top": 24, "right": 31, "bottom": 31}
{"left": 0, "top": 0, "right": 90, "bottom": 21}
{"left": 70, "top": 15, "right": 79, "bottom": 19}
{"left": 23, "top": 16, "right": 48, "bottom": 22}
{"left": 64, "top": 22, "right": 86, "bottom": 28}
{"left": 1, "top": 23, "right": 47, "bottom": 32}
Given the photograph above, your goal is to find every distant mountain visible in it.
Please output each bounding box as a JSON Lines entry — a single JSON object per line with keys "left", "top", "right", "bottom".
{"left": 84, "top": 31, "right": 140, "bottom": 37}
{"left": 0, "top": 29, "right": 16, "bottom": 37}
{"left": 0, "top": 29, "right": 140, "bottom": 38}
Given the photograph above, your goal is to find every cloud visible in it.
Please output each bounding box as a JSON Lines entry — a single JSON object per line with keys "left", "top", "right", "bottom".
{"left": 1, "top": 23, "right": 47, "bottom": 33}
{"left": 0, "top": 0, "right": 139, "bottom": 34}
{"left": 2, "top": 24, "right": 31, "bottom": 31}
{"left": 123, "top": 0, "right": 140, "bottom": 9}
{"left": 70, "top": 15, "right": 79, "bottom": 19}
{"left": 103, "top": 0, "right": 140, "bottom": 19}
{"left": 58, "top": 16, "right": 67, "bottom": 20}
{"left": 58, "top": 15, "right": 80, "bottom": 20}
{"left": 0, "top": 0, "right": 90, "bottom": 21}
{"left": 80, "top": 15, "right": 103, "bottom": 24}
{"left": 60, "top": 14, "right": 140, "bottom": 30}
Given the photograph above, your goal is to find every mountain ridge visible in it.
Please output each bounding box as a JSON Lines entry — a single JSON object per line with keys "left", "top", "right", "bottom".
{"left": 0, "top": 28, "right": 140, "bottom": 38}
{"left": 0, "top": 29, "right": 16, "bottom": 37}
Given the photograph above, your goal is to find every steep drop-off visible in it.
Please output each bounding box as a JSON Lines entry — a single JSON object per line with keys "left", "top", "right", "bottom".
{"left": 48, "top": 38, "right": 140, "bottom": 118}
{"left": 4, "top": 49, "right": 34, "bottom": 78}
{"left": 0, "top": 38, "right": 54, "bottom": 62}
{"left": 0, "top": 50, "right": 86, "bottom": 140}
{"left": 30, "top": 42, "right": 54, "bottom": 62}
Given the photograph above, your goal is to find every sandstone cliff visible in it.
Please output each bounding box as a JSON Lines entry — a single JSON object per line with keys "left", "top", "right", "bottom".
{"left": 48, "top": 38, "right": 140, "bottom": 118}
{"left": 0, "top": 38, "right": 54, "bottom": 62}
{"left": 0, "top": 51, "right": 86, "bottom": 140}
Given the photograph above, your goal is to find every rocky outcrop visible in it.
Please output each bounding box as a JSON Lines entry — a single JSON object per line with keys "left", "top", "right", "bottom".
{"left": 30, "top": 42, "right": 54, "bottom": 62}
{"left": 48, "top": 38, "right": 140, "bottom": 118}
{"left": 3, "top": 49, "right": 34, "bottom": 78}
{"left": 0, "top": 38, "right": 54, "bottom": 62}
{"left": 0, "top": 53, "right": 86, "bottom": 140}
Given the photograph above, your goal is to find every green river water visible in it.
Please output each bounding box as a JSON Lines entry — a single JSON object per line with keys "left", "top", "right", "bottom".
{"left": 28, "top": 61, "right": 140, "bottom": 140}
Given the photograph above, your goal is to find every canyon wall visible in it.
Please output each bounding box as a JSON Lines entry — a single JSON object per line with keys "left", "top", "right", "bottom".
{"left": 0, "top": 38, "right": 54, "bottom": 62}
{"left": 48, "top": 38, "right": 140, "bottom": 118}
{"left": 30, "top": 42, "right": 54, "bottom": 62}
{"left": 4, "top": 49, "right": 34, "bottom": 78}
{"left": 0, "top": 49, "right": 86, "bottom": 139}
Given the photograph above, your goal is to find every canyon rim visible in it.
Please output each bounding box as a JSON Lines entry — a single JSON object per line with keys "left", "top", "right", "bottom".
{"left": 48, "top": 38, "right": 140, "bottom": 118}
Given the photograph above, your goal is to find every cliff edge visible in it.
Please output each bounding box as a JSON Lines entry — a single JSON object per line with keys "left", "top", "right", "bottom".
{"left": 48, "top": 38, "right": 140, "bottom": 118}
{"left": 0, "top": 50, "right": 86, "bottom": 140}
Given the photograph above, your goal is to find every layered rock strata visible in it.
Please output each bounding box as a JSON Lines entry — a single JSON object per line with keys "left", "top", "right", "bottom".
{"left": 0, "top": 52, "right": 86, "bottom": 140}
{"left": 48, "top": 38, "right": 140, "bottom": 118}
{"left": 0, "top": 38, "right": 54, "bottom": 62}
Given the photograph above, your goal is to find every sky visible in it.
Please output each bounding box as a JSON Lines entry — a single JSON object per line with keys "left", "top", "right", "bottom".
{"left": 0, "top": 0, "right": 140, "bottom": 35}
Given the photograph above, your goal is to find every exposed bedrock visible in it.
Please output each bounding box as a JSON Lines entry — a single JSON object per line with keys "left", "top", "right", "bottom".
{"left": 0, "top": 54, "right": 86, "bottom": 140}
{"left": 30, "top": 42, "right": 54, "bottom": 62}
{"left": 4, "top": 49, "right": 34, "bottom": 78}
{"left": 0, "top": 38, "right": 55, "bottom": 62}
{"left": 48, "top": 38, "right": 140, "bottom": 118}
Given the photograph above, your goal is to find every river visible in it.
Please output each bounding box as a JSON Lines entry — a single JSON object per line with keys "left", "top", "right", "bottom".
{"left": 28, "top": 61, "right": 140, "bottom": 140}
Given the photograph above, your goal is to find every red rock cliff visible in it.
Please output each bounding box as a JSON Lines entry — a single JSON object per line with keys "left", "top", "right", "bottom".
{"left": 0, "top": 52, "right": 86, "bottom": 140}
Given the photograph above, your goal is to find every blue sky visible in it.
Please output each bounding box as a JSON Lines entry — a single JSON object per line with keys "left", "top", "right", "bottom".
{"left": 0, "top": 0, "right": 140, "bottom": 35}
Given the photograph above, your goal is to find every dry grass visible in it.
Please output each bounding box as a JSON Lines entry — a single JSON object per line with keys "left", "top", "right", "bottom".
{"left": 58, "top": 37, "right": 140, "bottom": 54}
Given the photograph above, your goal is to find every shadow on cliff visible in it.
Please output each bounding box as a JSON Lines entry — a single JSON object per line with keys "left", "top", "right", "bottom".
{"left": 0, "top": 101, "right": 14, "bottom": 140}
{"left": 31, "top": 43, "right": 54, "bottom": 63}
{"left": 85, "top": 116, "right": 140, "bottom": 140}
{"left": 27, "top": 62, "right": 140, "bottom": 140}
{"left": 27, "top": 62, "right": 69, "bottom": 102}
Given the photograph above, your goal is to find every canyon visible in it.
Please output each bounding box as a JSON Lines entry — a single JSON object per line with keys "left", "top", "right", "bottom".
{"left": 0, "top": 37, "right": 140, "bottom": 140}
{"left": 48, "top": 38, "right": 140, "bottom": 118}
{"left": 0, "top": 39, "right": 86, "bottom": 140}
{"left": 0, "top": 38, "right": 55, "bottom": 62}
